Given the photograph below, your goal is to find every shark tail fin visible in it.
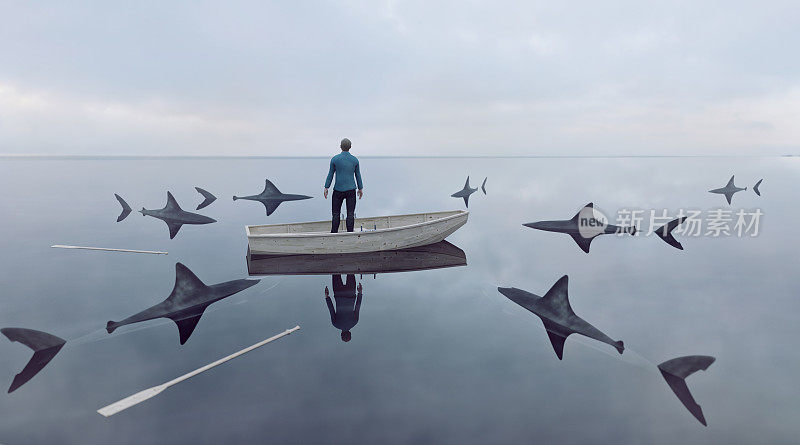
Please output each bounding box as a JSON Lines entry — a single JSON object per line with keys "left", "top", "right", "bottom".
{"left": 658, "top": 355, "right": 716, "bottom": 426}
{"left": 114, "top": 194, "right": 132, "bottom": 222}
{"left": 753, "top": 179, "right": 763, "bottom": 196}
{"left": 2, "top": 328, "right": 67, "bottom": 393}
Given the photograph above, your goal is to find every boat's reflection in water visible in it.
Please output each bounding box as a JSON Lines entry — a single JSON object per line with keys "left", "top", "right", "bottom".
{"left": 248, "top": 241, "right": 467, "bottom": 341}
{"left": 246, "top": 240, "right": 467, "bottom": 276}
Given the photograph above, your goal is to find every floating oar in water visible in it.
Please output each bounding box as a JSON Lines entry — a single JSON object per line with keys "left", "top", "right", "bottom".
{"left": 51, "top": 245, "right": 167, "bottom": 255}
{"left": 97, "top": 325, "right": 300, "bottom": 417}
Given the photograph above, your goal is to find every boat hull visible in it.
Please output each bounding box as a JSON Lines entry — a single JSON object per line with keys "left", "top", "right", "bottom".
{"left": 246, "top": 211, "right": 468, "bottom": 255}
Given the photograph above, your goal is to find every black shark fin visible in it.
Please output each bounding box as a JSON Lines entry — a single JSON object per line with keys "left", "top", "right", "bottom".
{"left": 195, "top": 187, "right": 217, "bottom": 210}
{"left": 165, "top": 191, "right": 182, "bottom": 212}
{"left": 263, "top": 200, "right": 282, "bottom": 216}
{"left": 724, "top": 192, "right": 734, "bottom": 205}
{"left": 115, "top": 194, "right": 132, "bottom": 222}
{"left": 753, "top": 179, "right": 763, "bottom": 196}
{"left": 2, "top": 328, "right": 66, "bottom": 393}
{"left": 569, "top": 233, "right": 594, "bottom": 253}
{"left": 542, "top": 320, "right": 568, "bottom": 360}
{"left": 166, "top": 221, "right": 183, "bottom": 239}
{"left": 481, "top": 177, "right": 487, "bottom": 194}
{"left": 171, "top": 313, "right": 205, "bottom": 345}
{"left": 263, "top": 179, "right": 281, "bottom": 196}
{"left": 541, "top": 275, "right": 572, "bottom": 310}
{"left": 462, "top": 195, "right": 469, "bottom": 208}
{"left": 656, "top": 217, "right": 687, "bottom": 250}
{"left": 571, "top": 203, "right": 593, "bottom": 222}
{"left": 658, "top": 355, "right": 716, "bottom": 426}
{"left": 171, "top": 263, "right": 209, "bottom": 303}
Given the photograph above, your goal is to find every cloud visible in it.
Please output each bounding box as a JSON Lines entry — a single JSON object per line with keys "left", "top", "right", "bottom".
{"left": 0, "top": 0, "right": 798, "bottom": 155}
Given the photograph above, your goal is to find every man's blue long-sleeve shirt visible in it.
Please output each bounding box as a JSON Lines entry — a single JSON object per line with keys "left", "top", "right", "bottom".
{"left": 324, "top": 152, "right": 363, "bottom": 191}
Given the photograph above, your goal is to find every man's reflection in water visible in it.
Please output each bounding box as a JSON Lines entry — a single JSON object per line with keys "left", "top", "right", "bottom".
{"left": 325, "top": 274, "right": 363, "bottom": 342}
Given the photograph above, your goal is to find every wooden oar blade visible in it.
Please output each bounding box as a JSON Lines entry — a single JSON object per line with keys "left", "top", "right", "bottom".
{"left": 97, "top": 385, "right": 167, "bottom": 417}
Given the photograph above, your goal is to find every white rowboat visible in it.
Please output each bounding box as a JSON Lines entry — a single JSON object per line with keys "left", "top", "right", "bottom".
{"left": 245, "top": 210, "right": 468, "bottom": 255}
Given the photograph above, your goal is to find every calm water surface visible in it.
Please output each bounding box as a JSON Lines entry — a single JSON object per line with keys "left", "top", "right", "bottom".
{"left": 0, "top": 157, "right": 798, "bottom": 444}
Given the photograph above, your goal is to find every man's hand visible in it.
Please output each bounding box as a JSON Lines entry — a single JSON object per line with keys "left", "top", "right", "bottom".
{"left": 357, "top": 189, "right": 363, "bottom": 199}
{"left": 324, "top": 188, "right": 329, "bottom": 199}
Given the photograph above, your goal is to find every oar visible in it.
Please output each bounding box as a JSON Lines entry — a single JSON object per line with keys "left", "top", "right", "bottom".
{"left": 51, "top": 245, "right": 168, "bottom": 255}
{"left": 97, "top": 325, "right": 300, "bottom": 417}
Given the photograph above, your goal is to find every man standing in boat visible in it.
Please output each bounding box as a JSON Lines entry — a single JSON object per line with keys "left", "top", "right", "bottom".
{"left": 324, "top": 138, "right": 363, "bottom": 233}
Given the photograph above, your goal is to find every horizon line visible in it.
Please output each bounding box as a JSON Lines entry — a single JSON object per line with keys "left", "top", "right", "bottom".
{"left": 1, "top": 153, "right": 797, "bottom": 160}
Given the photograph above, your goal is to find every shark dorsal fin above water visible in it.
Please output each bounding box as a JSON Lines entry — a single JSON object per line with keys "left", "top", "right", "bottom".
{"left": 658, "top": 355, "right": 716, "bottom": 426}
{"left": 165, "top": 191, "right": 182, "bottom": 212}
{"left": 169, "top": 263, "right": 210, "bottom": 306}
{"left": 115, "top": 194, "right": 132, "bottom": 222}
{"left": 263, "top": 179, "right": 282, "bottom": 196}
{"left": 541, "top": 275, "right": 573, "bottom": 313}
{"left": 726, "top": 175, "right": 735, "bottom": 187}
{"left": 464, "top": 176, "right": 470, "bottom": 190}
{"left": 572, "top": 203, "right": 593, "bottom": 221}
{"left": 1, "top": 328, "right": 66, "bottom": 393}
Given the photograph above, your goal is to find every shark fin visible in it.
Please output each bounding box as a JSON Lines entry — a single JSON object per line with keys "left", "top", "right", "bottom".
{"left": 753, "top": 179, "right": 763, "bottom": 196}
{"left": 726, "top": 175, "right": 736, "bottom": 187}
{"left": 464, "top": 176, "right": 470, "bottom": 190}
{"left": 263, "top": 200, "right": 282, "bottom": 216}
{"left": 569, "top": 233, "right": 594, "bottom": 253}
{"left": 166, "top": 221, "right": 183, "bottom": 239}
{"left": 170, "top": 263, "right": 209, "bottom": 303}
{"left": 262, "top": 179, "right": 282, "bottom": 196}
{"left": 541, "top": 275, "right": 573, "bottom": 313}
{"left": 1, "top": 328, "right": 66, "bottom": 393}
{"left": 541, "top": 320, "right": 568, "bottom": 360}
{"left": 658, "top": 355, "right": 716, "bottom": 426}
{"left": 481, "top": 177, "right": 487, "bottom": 194}
{"left": 462, "top": 195, "right": 469, "bottom": 208}
{"left": 656, "top": 217, "right": 687, "bottom": 250}
{"left": 724, "top": 192, "right": 734, "bottom": 205}
{"left": 165, "top": 191, "right": 182, "bottom": 212}
{"left": 572, "top": 203, "right": 593, "bottom": 222}
{"left": 171, "top": 313, "right": 204, "bottom": 345}
{"left": 115, "top": 194, "right": 132, "bottom": 222}
{"left": 195, "top": 187, "right": 217, "bottom": 210}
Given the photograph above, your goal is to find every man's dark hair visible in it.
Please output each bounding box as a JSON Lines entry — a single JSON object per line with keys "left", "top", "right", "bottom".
{"left": 341, "top": 331, "right": 351, "bottom": 342}
{"left": 340, "top": 138, "right": 351, "bottom": 151}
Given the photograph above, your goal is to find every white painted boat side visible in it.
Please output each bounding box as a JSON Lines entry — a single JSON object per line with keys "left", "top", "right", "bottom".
{"left": 246, "top": 210, "right": 468, "bottom": 254}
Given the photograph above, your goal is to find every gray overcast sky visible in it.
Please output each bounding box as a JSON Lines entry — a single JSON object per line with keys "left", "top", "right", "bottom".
{"left": 1, "top": 0, "right": 798, "bottom": 156}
